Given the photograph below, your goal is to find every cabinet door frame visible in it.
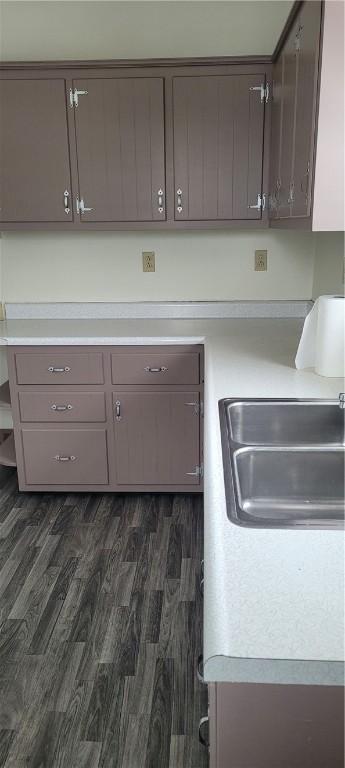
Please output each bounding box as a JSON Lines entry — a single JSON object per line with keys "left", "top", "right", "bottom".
{"left": 0, "top": 61, "right": 271, "bottom": 231}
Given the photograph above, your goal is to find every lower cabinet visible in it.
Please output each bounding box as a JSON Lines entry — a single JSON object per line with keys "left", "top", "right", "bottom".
{"left": 7, "top": 344, "right": 203, "bottom": 492}
{"left": 113, "top": 391, "right": 201, "bottom": 485}
{"left": 206, "top": 682, "right": 344, "bottom": 768}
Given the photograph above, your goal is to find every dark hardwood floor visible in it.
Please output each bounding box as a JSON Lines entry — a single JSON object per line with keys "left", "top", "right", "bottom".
{"left": 0, "top": 467, "right": 208, "bottom": 768}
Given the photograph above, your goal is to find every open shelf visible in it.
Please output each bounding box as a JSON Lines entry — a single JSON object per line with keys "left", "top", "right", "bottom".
{"left": 0, "top": 381, "right": 11, "bottom": 410}
{"left": 0, "top": 431, "right": 16, "bottom": 467}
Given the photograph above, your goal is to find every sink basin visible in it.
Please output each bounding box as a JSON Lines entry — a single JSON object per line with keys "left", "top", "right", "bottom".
{"left": 219, "top": 398, "right": 345, "bottom": 529}
{"left": 227, "top": 400, "right": 345, "bottom": 446}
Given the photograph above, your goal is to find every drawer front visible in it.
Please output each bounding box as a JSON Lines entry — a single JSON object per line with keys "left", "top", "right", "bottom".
{"left": 18, "top": 391, "right": 106, "bottom": 423}
{"left": 111, "top": 352, "right": 200, "bottom": 385}
{"left": 15, "top": 352, "right": 104, "bottom": 385}
{"left": 21, "top": 429, "right": 108, "bottom": 485}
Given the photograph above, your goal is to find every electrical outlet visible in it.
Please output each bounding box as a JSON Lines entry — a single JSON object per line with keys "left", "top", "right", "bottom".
{"left": 255, "top": 250, "right": 268, "bottom": 272}
{"left": 142, "top": 251, "right": 155, "bottom": 272}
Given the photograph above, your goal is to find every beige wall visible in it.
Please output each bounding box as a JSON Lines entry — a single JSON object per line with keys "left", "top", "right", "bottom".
{"left": 2, "top": 231, "right": 315, "bottom": 302}
{"left": 312, "top": 232, "right": 345, "bottom": 299}
{"left": 312, "top": 0, "right": 345, "bottom": 231}
{"left": 0, "top": 1, "right": 293, "bottom": 60}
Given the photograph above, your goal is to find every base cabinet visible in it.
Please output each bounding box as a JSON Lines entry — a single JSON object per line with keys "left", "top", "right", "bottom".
{"left": 113, "top": 391, "right": 201, "bottom": 486}
{"left": 208, "top": 682, "right": 344, "bottom": 768}
{"left": 7, "top": 344, "right": 203, "bottom": 492}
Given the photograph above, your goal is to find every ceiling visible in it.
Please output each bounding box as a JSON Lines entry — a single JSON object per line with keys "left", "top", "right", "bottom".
{"left": 0, "top": 1, "right": 294, "bottom": 61}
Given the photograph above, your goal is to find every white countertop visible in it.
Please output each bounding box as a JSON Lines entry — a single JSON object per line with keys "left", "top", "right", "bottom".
{"left": 0, "top": 316, "right": 344, "bottom": 685}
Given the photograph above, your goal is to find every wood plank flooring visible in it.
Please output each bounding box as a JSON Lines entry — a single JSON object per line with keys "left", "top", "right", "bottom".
{"left": 0, "top": 467, "right": 208, "bottom": 768}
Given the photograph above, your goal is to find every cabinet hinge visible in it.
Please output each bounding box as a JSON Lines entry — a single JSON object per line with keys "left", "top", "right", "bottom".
{"left": 249, "top": 82, "right": 269, "bottom": 103}
{"left": 184, "top": 400, "right": 204, "bottom": 416}
{"left": 186, "top": 463, "right": 204, "bottom": 478}
{"left": 69, "top": 88, "right": 88, "bottom": 108}
{"left": 248, "top": 193, "right": 266, "bottom": 211}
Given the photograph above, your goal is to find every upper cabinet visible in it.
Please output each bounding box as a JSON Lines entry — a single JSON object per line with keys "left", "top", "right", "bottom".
{"left": 269, "top": 0, "right": 344, "bottom": 231}
{"left": 172, "top": 74, "right": 266, "bottom": 222}
{"left": 0, "top": 63, "right": 271, "bottom": 230}
{"left": 0, "top": 79, "right": 72, "bottom": 223}
{"left": 269, "top": 1, "right": 322, "bottom": 222}
{"left": 2, "top": 2, "right": 342, "bottom": 234}
{"left": 73, "top": 77, "right": 166, "bottom": 223}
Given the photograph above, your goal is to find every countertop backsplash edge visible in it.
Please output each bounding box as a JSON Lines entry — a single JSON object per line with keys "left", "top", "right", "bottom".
{"left": 5, "top": 300, "right": 313, "bottom": 320}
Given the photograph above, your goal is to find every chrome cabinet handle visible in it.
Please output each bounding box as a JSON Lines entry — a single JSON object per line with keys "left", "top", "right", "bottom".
{"left": 144, "top": 366, "right": 168, "bottom": 373}
{"left": 54, "top": 455, "right": 76, "bottom": 462}
{"left": 63, "top": 189, "right": 70, "bottom": 215}
{"left": 158, "top": 188, "right": 164, "bottom": 214}
{"left": 176, "top": 188, "right": 183, "bottom": 213}
{"left": 51, "top": 404, "right": 73, "bottom": 412}
{"left": 288, "top": 181, "right": 295, "bottom": 205}
{"left": 115, "top": 400, "right": 121, "bottom": 421}
{"left": 48, "top": 366, "right": 71, "bottom": 373}
{"left": 198, "top": 716, "right": 209, "bottom": 748}
{"left": 76, "top": 197, "right": 94, "bottom": 215}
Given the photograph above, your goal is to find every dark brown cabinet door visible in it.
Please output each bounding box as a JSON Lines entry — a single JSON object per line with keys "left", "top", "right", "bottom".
{"left": 173, "top": 74, "right": 265, "bottom": 221}
{"left": 268, "top": 55, "right": 283, "bottom": 219}
{"left": 0, "top": 79, "right": 72, "bottom": 223}
{"left": 113, "top": 391, "right": 200, "bottom": 486}
{"left": 292, "top": 1, "right": 322, "bottom": 217}
{"left": 269, "top": 1, "right": 322, "bottom": 222}
{"left": 73, "top": 77, "right": 166, "bottom": 222}
{"left": 277, "top": 27, "right": 297, "bottom": 219}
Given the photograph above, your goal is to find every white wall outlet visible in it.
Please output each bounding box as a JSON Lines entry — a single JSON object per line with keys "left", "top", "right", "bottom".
{"left": 142, "top": 251, "right": 155, "bottom": 272}
{"left": 255, "top": 250, "right": 268, "bottom": 271}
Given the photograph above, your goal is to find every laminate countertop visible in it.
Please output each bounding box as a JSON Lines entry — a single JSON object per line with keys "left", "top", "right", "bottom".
{"left": 0, "top": 317, "right": 344, "bottom": 685}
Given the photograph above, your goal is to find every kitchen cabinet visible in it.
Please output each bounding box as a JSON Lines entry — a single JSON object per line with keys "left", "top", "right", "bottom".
{"left": 0, "top": 62, "right": 271, "bottom": 230}
{"left": 73, "top": 77, "right": 166, "bottom": 222}
{"left": 269, "top": 1, "right": 322, "bottom": 222}
{"left": 6, "top": 344, "right": 203, "bottom": 492}
{"left": 173, "top": 74, "right": 267, "bottom": 221}
{"left": 0, "top": 79, "right": 73, "bottom": 223}
{"left": 113, "top": 391, "right": 201, "bottom": 485}
{"left": 205, "top": 681, "right": 344, "bottom": 768}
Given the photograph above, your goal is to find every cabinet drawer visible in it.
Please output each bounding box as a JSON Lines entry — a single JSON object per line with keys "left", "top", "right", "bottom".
{"left": 21, "top": 429, "right": 108, "bottom": 485}
{"left": 111, "top": 351, "right": 200, "bottom": 385}
{"left": 15, "top": 352, "right": 104, "bottom": 385}
{"left": 18, "top": 391, "right": 106, "bottom": 423}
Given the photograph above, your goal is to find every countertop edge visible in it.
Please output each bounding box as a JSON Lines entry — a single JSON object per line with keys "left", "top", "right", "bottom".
{"left": 203, "top": 656, "right": 345, "bottom": 686}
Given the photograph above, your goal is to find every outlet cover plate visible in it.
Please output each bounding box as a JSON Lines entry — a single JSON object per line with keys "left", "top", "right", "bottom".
{"left": 255, "top": 250, "right": 268, "bottom": 272}
{"left": 142, "top": 251, "right": 155, "bottom": 272}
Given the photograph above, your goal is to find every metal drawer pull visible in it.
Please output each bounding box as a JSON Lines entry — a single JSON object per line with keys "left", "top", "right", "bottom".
{"left": 115, "top": 400, "right": 122, "bottom": 421}
{"left": 176, "top": 188, "right": 183, "bottom": 213}
{"left": 144, "top": 366, "right": 168, "bottom": 373}
{"left": 48, "top": 366, "right": 71, "bottom": 373}
{"left": 63, "top": 189, "right": 70, "bottom": 215}
{"left": 51, "top": 404, "right": 73, "bottom": 412}
{"left": 54, "top": 455, "right": 76, "bottom": 462}
{"left": 198, "top": 716, "right": 209, "bottom": 748}
{"left": 158, "top": 188, "right": 164, "bottom": 214}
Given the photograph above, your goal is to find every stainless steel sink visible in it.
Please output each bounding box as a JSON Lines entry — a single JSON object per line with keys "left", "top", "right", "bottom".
{"left": 227, "top": 400, "right": 345, "bottom": 446}
{"left": 219, "top": 398, "right": 345, "bottom": 529}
